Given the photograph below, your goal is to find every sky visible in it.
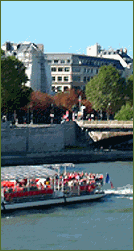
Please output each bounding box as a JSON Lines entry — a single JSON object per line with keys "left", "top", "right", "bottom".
{"left": 1, "top": 1, "right": 133, "bottom": 58}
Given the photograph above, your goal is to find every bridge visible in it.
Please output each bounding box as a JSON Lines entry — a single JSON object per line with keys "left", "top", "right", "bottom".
{"left": 76, "top": 120, "right": 133, "bottom": 132}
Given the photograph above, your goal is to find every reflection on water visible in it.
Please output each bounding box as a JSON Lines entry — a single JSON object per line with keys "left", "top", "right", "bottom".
{"left": 104, "top": 207, "right": 133, "bottom": 213}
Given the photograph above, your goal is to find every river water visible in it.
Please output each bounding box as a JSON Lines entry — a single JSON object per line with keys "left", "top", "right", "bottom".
{"left": 1, "top": 161, "right": 133, "bottom": 251}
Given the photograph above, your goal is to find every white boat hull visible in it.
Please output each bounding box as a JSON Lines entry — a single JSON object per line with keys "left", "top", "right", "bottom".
{"left": 1, "top": 193, "right": 106, "bottom": 211}
{"left": 65, "top": 193, "right": 105, "bottom": 203}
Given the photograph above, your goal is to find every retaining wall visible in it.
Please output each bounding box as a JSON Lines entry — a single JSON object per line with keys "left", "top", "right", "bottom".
{"left": 1, "top": 121, "right": 77, "bottom": 155}
{"left": 1, "top": 128, "right": 27, "bottom": 153}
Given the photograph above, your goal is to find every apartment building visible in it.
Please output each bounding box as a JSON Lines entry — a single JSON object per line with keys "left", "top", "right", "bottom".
{"left": 46, "top": 53, "right": 124, "bottom": 93}
{"left": 2, "top": 41, "right": 131, "bottom": 94}
{"left": 87, "top": 43, "right": 133, "bottom": 78}
{"left": 1, "top": 41, "right": 52, "bottom": 94}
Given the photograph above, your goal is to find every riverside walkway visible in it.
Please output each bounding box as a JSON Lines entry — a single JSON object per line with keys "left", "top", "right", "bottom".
{"left": 76, "top": 120, "right": 133, "bottom": 132}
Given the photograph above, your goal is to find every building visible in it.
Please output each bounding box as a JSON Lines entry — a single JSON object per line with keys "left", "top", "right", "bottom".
{"left": 1, "top": 41, "right": 52, "bottom": 94}
{"left": 2, "top": 41, "right": 132, "bottom": 95}
{"left": 46, "top": 53, "right": 124, "bottom": 93}
{"left": 87, "top": 43, "right": 133, "bottom": 78}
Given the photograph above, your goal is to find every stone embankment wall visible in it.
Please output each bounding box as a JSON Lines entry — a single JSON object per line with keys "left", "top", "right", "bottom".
{"left": 1, "top": 121, "right": 77, "bottom": 155}
{"left": 1, "top": 121, "right": 133, "bottom": 166}
{"left": 2, "top": 127, "right": 27, "bottom": 153}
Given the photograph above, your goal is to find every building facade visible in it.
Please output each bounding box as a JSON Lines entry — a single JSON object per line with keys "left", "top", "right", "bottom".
{"left": 1, "top": 41, "right": 52, "bottom": 94}
{"left": 87, "top": 43, "right": 133, "bottom": 78}
{"left": 2, "top": 41, "right": 132, "bottom": 95}
{"left": 46, "top": 53, "right": 124, "bottom": 93}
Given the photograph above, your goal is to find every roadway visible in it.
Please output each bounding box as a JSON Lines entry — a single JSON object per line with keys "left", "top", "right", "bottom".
{"left": 76, "top": 120, "right": 133, "bottom": 132}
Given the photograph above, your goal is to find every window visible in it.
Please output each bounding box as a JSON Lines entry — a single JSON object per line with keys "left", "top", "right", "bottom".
{"left": 84, "top": 59, "right": 88, "bottom": 64}
{"left": 72, "top": 67, "right": 81, "bottom": 72}
{"left": 83, "top": 77, "right": 86, "bottom": 82}
{"left": 64, "top": 86, "right": 69, "bottom": 92}
{"left": 52, "top": 86, "right": 55, "bottom": 92}
{"left": 52, "top": 76, "right": 55, "bottom": 81}
{"left": 87, "top": 77, "right": 90, "bottom": 82}
{"left": 61, "top": 60, "right": 65, "bottom": 63}
{"left": 87, "top": 68, "right": 90, "bottom": 73}
{"left": 64, "top": 67, "right": 70, "bottom": 72}
{"left": 58, "top": 67, "right": 63, "bottom": 72}
{"left": 54, "top": 60, "right": 59, "bottom": 63}
{"left": 83, "top": 68, "right": 86, "bottom": 73}
{"left": 96, "top": 69, "right": 98, "bottom": 74}
{"left": 48, "top": 60, "right": 52, "bottom": 63}
{"left": 58, "top": 76, "right": 62, "bottom": 81}
{"left": 57, "top": 86, "right": 62, "bottom": 92}
{"left": 72, "top": 57, "right": 79, "bottom": 64}
{"left": 72, "top": 75, "right": 81, "bottom": 82}
{"left": 67, "top": 59, "right": 70, "bottom": 63}
{"left": 51, "top": 67, "right": 56, "bottom": 72}
{"left": 81, "top": 86, "right": 85, "bottom": 91}
{"left": 91, "top": 69, "right": 93, "bottom": 73}
{"left": 64, "top": 76, "right": 69, "bottom": 81}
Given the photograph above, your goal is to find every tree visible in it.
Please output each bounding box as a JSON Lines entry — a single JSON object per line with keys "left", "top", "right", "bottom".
{"left": 54, "top": 89, "right": 78, "bottom": 112}
{"left": 85, "top": 65, "right": 126, "bottom": 115}
{"left": 1, "top": 55, "right": 29, "bottom": 116}
{"left": 18, "top": 86, "right": 33, "bottom": 109}
{"left": 29, "top": 91, "right": 55, "bottom": 123}
{"left": 1, "top": 49, "right": 5, "bottom": 56}
{"left": 29, "top": 91, "right": 54, "bottom": 111}
{"left": 114, "top": 102, "right": 133, "bottom": 121}
{"left": 124, "top": 74, "right": 133, "bottom": 106}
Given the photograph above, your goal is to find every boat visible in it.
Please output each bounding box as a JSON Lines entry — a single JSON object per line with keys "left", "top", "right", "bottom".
{"left": 1, "top": 164, "right": 106, "bottom": 211}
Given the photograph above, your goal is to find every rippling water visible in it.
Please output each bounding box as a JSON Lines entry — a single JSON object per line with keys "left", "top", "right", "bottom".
{"left": 1, "top": 161, "right": 133, "bottom": 250}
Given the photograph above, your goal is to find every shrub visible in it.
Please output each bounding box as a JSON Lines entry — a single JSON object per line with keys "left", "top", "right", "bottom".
{"left": 114, "top": 103, "right": 133, "bottom": 121}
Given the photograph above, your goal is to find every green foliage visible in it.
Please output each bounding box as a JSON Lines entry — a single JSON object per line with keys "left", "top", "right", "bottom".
{"left": 86, "top": 65, "right": 126, "bottom": 114}
{"left": 1, "top": 55, "right": 29, "bottom": 113}
{"left": 114, "top": 103, "right": 133, "bottom": 121}
{"left": 16, "top": 86, "right": 33, "bottom": 110}
{"left": 125, "top": 74, "right": 133, "bottom": 106}
{"left": 1, "top": 49, "right": 5, "bottom": 56}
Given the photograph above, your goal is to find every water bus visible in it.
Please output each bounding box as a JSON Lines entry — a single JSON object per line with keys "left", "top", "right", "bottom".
{"left": 1, "top": 164, "right": 106, "bottom": 211}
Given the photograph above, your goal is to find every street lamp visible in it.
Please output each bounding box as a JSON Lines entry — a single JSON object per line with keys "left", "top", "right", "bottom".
{"left": 107, "top": 103, "right": 111, "bottom": 120}
{"left": 50, "top": 103, "right": 54, "bottom": 124}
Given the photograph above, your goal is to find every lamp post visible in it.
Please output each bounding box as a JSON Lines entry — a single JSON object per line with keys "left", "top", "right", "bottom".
{"left": 50, "top": 103, "right": 54, "bottom": 124}
{"left": 107, "top": 103, "right": 111, "bottom": 120}
{"left": 78, "top": 95, "right": 81, "bottom": 111}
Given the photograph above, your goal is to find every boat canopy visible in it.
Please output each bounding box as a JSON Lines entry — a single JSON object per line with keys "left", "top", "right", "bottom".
{"left": 1, "top": 163, "right": 75, "bottom": 181}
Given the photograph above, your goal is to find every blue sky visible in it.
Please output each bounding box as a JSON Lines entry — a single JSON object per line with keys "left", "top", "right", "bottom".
{"left": 1, "top": 1, "right": 133, "bottom": 57}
